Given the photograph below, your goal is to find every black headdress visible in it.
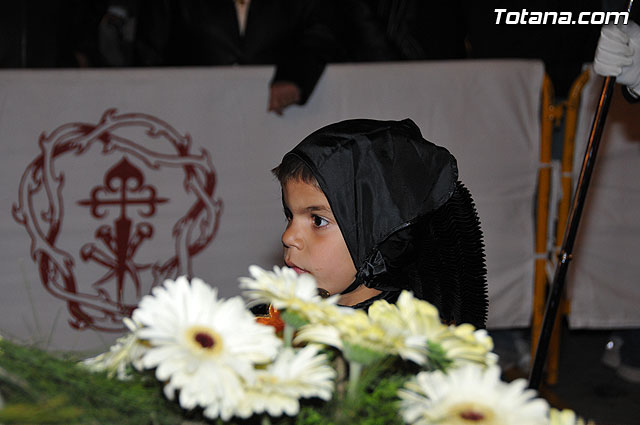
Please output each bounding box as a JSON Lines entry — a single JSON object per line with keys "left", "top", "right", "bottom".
{"left": 284, "top": 118, "right": 488, "bottom": 328}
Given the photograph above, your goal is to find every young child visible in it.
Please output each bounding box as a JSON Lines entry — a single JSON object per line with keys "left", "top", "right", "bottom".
{"left": 272, "top": 118, "right": 488, "bottom": 328}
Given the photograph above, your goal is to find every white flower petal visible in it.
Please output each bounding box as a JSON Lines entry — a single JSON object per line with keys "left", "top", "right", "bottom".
{"left": 399, "top": 364, "right": 549, "bottom": 425}
{"left": 239, "top": 265, "right": 339, "bottom": 323}
{"left": 133, "top": 275, "right": 281, "bottom": 419}
{"left": 234, "top": 345, "right": 335, "bottom": 418}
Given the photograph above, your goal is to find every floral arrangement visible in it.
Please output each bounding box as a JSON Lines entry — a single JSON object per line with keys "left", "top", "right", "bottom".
{"left": 0, "top": 266, "right": 593, "bottom": 425}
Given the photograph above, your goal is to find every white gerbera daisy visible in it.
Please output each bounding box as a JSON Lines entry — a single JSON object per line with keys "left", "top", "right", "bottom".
{"left": 549, "top": 408, "right": 595, "bottom": 425}
{"left": 399, "top": 364, "right": 549, "bottom": 425}
{"left": 132, "top": 276, "right": 281, "bottom": 420}
{"left": 365, "top": 293, "right": 432, "bottom": 363}
{"left": 296, "top": 291, "right": 440, "bottom": 365}
{"left": 295, "top": 299, "right": 424, "bottom": 365}
{"left": 294, "top": 323, "right": 344, "bottom": 350}
{"left": 228, "top": 345, "right": 335, "bottom": 419}
{"left": 294, "top": 308, "right": 377, "bottom": 347}
{"left": 239, "top": 265, "right": 339, "bottom": 323}
{"left": 386, "top": 291, "right": 496, "bottom": 368}
{"left": 430, "top": 324, "right": 497, "bottom": 369}
{"left": 82, "top": 318, "right": 148, "bottom": 380}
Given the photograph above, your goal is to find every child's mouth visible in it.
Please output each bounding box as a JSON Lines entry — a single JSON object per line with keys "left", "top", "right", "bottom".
{"left": 285, "top": 261, "right": 307, "bottom": 275}
{"left": 292, "top": 266, "right": 307, "bottom": 275}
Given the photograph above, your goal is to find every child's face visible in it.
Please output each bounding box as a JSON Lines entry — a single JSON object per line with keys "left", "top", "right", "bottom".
{"left": 281, "top": 179, "right": 356, "bottom": 296}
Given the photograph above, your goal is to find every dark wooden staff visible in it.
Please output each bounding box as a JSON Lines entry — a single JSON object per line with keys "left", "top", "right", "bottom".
{"left": 528, "top": 0, "right": 635, "bottom": 390}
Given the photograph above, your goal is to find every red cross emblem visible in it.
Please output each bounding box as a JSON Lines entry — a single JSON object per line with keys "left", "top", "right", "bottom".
{"left": 13, "top": 110, "right": 222, "bottom": 332}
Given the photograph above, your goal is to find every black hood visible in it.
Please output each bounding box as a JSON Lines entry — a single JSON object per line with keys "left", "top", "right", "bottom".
{"left": 284, "top": 118, "right": 458, "bottom": 287}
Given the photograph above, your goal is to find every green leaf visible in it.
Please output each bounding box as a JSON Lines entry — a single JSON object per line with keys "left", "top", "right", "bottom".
{"left": 280, "top": 310, "right": 309, "bottom": 328}
{"left": 426, "top": 340, "right": 453, "bottom": 372}
{"left": 342, "top": 342, "right": 385, "bottom": 366}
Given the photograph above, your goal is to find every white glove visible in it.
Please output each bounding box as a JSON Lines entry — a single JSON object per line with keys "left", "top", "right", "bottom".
{"left": 594, "top": 21, "right": 640, "bottom": 97}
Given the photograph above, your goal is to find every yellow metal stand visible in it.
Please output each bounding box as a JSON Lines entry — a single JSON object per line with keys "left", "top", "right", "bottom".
{"left": 545, "top": 70, "right": 590, "bottom": 385}
{"left": 531, "top": 70, "right": 590, "bottom": 386}
{"left": 531, "top": 75, "right": 560, "bottom": 381}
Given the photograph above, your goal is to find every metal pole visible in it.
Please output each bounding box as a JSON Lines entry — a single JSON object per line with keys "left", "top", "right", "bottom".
{"left": 528, "top": 0, "right": 635, "bottom": 390}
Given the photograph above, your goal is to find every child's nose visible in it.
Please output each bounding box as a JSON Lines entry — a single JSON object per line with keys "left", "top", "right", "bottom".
{"left": 281, "top": 222, "right": 303, "bottom": 250}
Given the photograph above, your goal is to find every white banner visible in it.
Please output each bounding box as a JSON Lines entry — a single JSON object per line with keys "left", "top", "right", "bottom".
{"left": 569, "top": 68, "right": 640, "bottom": 328}
{"left": 0, "top": 60, "right": 543, "bottom": 351}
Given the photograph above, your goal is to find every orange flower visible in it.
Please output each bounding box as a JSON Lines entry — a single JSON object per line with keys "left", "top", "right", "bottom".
{"left": 256, "top": 305, "right": 285, "bottom": 335}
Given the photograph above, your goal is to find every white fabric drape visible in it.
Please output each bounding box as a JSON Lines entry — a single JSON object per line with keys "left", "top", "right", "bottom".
{"left": 568, "top": 67, "right": 640, "bottom": 328}
{"left": 0, "top": 60, "right": 542, "bottom": 350}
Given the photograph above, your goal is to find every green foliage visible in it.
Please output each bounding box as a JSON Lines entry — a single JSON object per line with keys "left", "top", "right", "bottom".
{"left": 425, "top": 341, "right": 453, "bottom": 372}
{"left": 294, "top": 357, "right": 409, "bottom": 425}
{"left": 341, "top": 374, "right": 407, "bottom": 425}
{"left": 0, "top": 339, "right": 411, "bottom": 425}
{"left": 0, "top": 396, "right": 83, "bottom": 424}
{"left": 296, "top": 406, "right": 334, "bottom": 425}
{"left": 341, "top": 342, "right": 385, "bottom": 366}
{"left": 280, "top": 311, "right": 309, "bottom": 329}
{"left": 0, "top": 339, "right": 183, "bottom": 425}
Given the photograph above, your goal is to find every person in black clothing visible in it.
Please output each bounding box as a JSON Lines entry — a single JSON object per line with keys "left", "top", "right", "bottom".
{"left": 333, "top": 0, "right": 467, "bottom": 62}
{"left": 272, "top": 119, "right": 488, "bottom": 328}
{"left": 134, "top": 0, "right": 337, "bottom": 115}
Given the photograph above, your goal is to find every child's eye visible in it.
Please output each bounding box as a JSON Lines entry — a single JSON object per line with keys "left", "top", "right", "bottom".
{"left": 312, "top": 215, "right": 329, "bottom": 228}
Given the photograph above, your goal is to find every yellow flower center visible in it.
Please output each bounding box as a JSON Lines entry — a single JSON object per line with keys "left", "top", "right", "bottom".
{"left": 185, "top": 326, "right": 223, "bottom": 355}
{"left": 447, "top": 402, "right": 497, "bottom": 424}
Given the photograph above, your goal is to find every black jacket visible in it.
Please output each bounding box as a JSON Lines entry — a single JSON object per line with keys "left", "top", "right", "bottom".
{"left": 135, "top": 0, "right": 337, "bottom": 104}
